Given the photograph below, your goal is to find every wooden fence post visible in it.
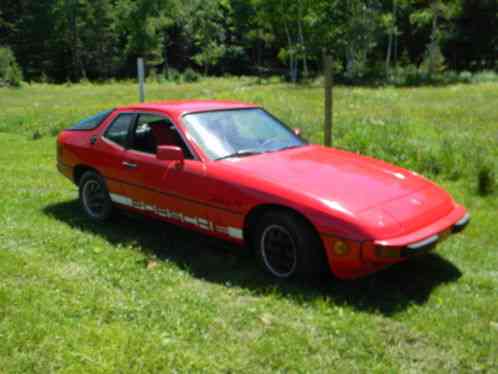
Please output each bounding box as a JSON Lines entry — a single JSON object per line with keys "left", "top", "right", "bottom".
{"left": 137, "top": 58, "right": 145, "bottom": 103}
{"left": 323, "top": 54, "right": 333, "bottom": 147}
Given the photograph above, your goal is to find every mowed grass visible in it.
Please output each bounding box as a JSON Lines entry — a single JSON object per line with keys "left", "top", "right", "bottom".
{"left": 0, "top": 78, "right": 497, "bottom": 372}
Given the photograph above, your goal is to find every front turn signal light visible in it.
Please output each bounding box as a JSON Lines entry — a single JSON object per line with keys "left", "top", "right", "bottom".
{"left": 333, "top": 240, "right": 350, "bottom": 256}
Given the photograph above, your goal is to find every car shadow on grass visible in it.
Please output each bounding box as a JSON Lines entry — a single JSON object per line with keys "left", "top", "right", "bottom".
{"left": 43, "top": 200, "right": 462, "bottom": 316}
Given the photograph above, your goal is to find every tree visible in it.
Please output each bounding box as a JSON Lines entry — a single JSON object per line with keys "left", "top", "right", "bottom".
{"left": 447, "top": 0, "right": 497, "bottom": 70}
{"left": 60, "top": 0, "right": 86, "bottom": 79}
{"left": 252, "top": 0, "right": 314, "bottom": 82}
{"left": 179, "top": 0, "right": 228, "bottom": 75}
{"left": 342, "top": 1, "right": 382, "bottom": 80}
{"left": 79, "top": 0, "right": 121, "bottom": 79}
{"left": 0, "top": 9, "right": 12, "bottom": 44}
{"left": 382, "top": 0, "right": 399, "bottom": 75}
{"left": 115, "top": 0, "right": 176, "bottom": 69}
{"left": 0, "top": 46, "right": 23, "bottom": 86}
{"left": 308, "top": 0, "right": 381, "bottom": 80}
{"left": 0, "top": 0, "right": 60, "bottom": 81}
{"left": 410, "top": 0, "right": 460, "bottom": 76}
{"left": 1, "top": 0, "right": 497, "bottom": 82}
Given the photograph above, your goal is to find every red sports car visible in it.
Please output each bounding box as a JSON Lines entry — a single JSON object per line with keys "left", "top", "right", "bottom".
{"left": 57, "top": 100, "right": 469, "bottom": 279}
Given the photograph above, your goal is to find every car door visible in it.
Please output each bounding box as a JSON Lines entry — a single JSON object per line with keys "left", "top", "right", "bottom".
{"left": 91, "top": 111, "right": 137, "bottom": 198}
{"left": 120, "top": 112, "right": 213, "bottom": 233}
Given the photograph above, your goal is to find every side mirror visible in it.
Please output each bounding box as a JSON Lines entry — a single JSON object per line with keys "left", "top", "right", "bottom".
{"left": 157, "top": 145, "right": 184, "bottom": 168}
{"left": 293, "top": 128, "right": 302, "bottom": 137}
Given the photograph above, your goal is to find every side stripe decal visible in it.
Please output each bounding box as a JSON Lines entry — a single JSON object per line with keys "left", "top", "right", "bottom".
{"left": 109, "top": 193, "right": 132, "bottom": 206}
{"left": 228, "top": 227, "right": 244, "bottom": 240}
{"left": 109, "top": 193, "right": 244, "bottom": 240}
{"left": 105, "top": 175, "right": 243, "bottom": 216}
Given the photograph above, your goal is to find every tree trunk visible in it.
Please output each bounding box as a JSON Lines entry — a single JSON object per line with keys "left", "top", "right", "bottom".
{"left": 394, "top": 23, "right": 398, "bottom": 66}
{"left": 386, "top": 33, "right": 393, "bottom": 76}
{"left": 428, "top": 4, "right": 439, "bottom": 77}
{"left": 284, "top": 20, "right": 298, "bottom": 83}
{"left": 297, "top": 0, "right": 308, "bottom": 78}
{"left": 163, "top": 34, "right": 169, "bottom": 79}
{"left": 69, "top": 0, "right": 84, "bottom": 81}
{"left": 257, "top": 34, "right": 262, "bottom": 67}
{"left": 386, "top": 1, "right": 397, "bottom": 75}
{"left": 346, "top": 46, "right": 354, "bottom": 79}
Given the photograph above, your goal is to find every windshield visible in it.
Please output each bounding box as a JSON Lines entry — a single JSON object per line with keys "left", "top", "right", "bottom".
{"left": 183, "top": 108, "right": 306, "bottom": 160}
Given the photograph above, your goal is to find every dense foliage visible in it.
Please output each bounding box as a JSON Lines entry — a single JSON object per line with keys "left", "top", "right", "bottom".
{"left": 0, "top": 47, "right": 22, "bottom": 87}
{"left": 0, "top": 0, "right": 496, "bottom": 82}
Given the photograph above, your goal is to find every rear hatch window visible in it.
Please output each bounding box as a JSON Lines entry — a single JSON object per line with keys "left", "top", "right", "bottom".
{"left": 68, "top": 109, "right": 114, "bottom": 131}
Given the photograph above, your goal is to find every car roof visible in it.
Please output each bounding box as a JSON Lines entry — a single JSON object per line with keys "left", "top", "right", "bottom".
{"left": 118, "top": 100, "right": 258, "bottom": 117}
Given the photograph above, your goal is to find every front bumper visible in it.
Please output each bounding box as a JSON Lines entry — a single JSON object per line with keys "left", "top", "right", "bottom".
{"left": 452, "top": 213, "right": 471, "bottom": 233}
{"left": 322, "top": 207, "right": 470, "bottom": 279}
{"left": 373, "top": 204, "right": 468, "bottom": 247}
{"left": 400, "top": 213, "right": 470, "bottom": 257}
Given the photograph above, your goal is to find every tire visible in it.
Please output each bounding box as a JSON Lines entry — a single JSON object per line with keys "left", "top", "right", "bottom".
{"left": 78, "top": 170, "right": 113, "bottom": 222}
{"left": 253, "top": 210, "right": 328, "bottom": 279}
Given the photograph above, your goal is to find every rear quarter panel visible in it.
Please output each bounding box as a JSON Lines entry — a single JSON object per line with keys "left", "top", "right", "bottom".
{"left": 58, "top": 111, "right": 123, "bottom": 197}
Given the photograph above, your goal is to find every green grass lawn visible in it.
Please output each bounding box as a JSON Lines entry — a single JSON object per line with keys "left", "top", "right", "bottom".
{"left": 0, "top": 78, "right": 497, "bottom": 372}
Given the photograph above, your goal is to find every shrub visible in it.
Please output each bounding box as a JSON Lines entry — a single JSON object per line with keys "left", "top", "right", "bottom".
{"left": 459, "top": 71, "right": 473, "bottom": 83}
{"left": 0, "top": 46, "right": 23, "bottom": 87}
{"left": 39, "top": 72, "right": 49, "bottom": 84}
{"left": 404, "top": 65, "right": 429, "bottom": 86}
{"left": 79, "top": 76, "right": 91, "bottom": 85}
{"left": 385, "top": 67, "right": 498, "bottom": 87}
{"left": 477, "top": 163, "right": 496, "bottom": 196}
{"left": 270, "top": 75, "right": 285, "bottom": 84}
{"left": 146, "top": 68, "right": 159, "bottom": 83}
{"left": 389, "top": 64, "right": 429, "bottom": 86}
{"left": 439, "top": 71, "right": 459, "bottom": 85}
{"left": 165, "top": 68, "right": 182, "bottom": 83}
{"left": 254, "top": 77, "right": 266, "bottom": 85}
{"left": 32, "top": 130, "right": 42, "bottom": 140}
{"left": 367, "top": 62, "right": 388, "bottom": 81}
{"left": 420, "top": 45, "right": 447, "bottom": 77}
{"left": 183, "top": 68, "right": 200, "bottom": 83}
{"left": 471, "top": 71, "right": 498, "bottom": 84}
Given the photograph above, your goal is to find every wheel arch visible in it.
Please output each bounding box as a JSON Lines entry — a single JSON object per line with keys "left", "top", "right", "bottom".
{"left": 73, "top": 164, "right": 99, "bottom": 186}
{"left": 243, "top": 203, "right": 324, "bottom": 249}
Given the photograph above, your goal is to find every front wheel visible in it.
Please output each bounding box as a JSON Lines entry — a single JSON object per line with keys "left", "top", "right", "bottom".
{"left": 79, "top": 171, "right": 113, "bottom": 222}
{"left": 253, "top": 211, "right": 328, "bottom": 279}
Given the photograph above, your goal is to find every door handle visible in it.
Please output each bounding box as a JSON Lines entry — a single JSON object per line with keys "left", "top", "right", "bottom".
{"left": 122, "top": 161, "right": 138, "bottom": 169}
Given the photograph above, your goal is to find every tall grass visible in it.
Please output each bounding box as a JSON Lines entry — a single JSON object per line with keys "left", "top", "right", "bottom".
{"left": 333, "top": 120, "right": 497, "bottom": 192}
{"left": 0, "top": 79, "right": 497, "bottom": 372}
{"left": 387, "top": 68, "right": 498, "bottom": 87}
{"left": 0, "top": 78, "right": 496, "bottom": 195}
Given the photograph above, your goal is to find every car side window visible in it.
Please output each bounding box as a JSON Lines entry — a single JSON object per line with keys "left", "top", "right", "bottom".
{"left": 131, "top": 114, "right": 194, "bottom": 159}
{"left": 103, "top": 113, "right": 135, "bottom": 148}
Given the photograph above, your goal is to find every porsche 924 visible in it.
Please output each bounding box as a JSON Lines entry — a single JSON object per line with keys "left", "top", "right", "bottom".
{"left": 57, "top": 100, "right": 470, "bottom": 279}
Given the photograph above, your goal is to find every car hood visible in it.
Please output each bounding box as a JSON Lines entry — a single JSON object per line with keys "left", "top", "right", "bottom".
{"left": 222, "top": 145, "right": 454, "bottom": 237}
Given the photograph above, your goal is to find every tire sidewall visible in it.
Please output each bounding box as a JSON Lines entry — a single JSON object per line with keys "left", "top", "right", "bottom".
{"left": 79, "top": 171, "right": 113, "bottom": 222}
{"left": 254, "top": 212, "right": 314, "bottom": 279}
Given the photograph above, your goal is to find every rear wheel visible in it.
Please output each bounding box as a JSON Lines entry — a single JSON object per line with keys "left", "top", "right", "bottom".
{"left": 79, "top": 171, "right": 113, "bottom": 222}
{"left": 253, "top": 211, "right": 327, "bottom": 279}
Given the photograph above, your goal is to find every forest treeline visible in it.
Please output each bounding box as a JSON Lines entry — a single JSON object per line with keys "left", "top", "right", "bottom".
{"left": 0, "top": 0, "right": 496, "bottom": 83}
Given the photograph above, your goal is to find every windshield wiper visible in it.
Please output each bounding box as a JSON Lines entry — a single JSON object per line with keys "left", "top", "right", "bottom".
{"left": 215, "top": 149, "right": 262, "bottom": 161}
{"left": 271, "top": 144, "right": 305, "bottom": 153}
